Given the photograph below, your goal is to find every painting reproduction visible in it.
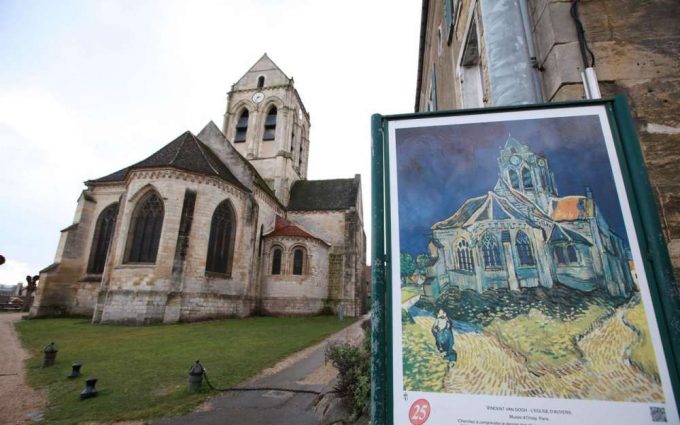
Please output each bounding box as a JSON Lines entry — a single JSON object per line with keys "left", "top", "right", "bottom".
{"left": 387, "top": 105, "right": 678, "bottom": 424}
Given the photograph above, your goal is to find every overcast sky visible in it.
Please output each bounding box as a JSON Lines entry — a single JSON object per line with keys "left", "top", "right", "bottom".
{"left": 0, "top": 0, "right": 421, "bottom": 285}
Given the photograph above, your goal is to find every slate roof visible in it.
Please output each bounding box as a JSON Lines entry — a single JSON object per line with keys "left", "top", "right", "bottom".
{"left": 87, "top": 131, "right": 249, "bottom": 192}
{"left": 288, "top": 178, "right": 359, "bottom": 211}
{"left": 432, "top": 191, "right": 539, "bottom": 230}
{"left": 548, "top": 224, "right": 592, "bottom": 246}
{"left": 266, "top": 216, "right": 328, "bottom": 245}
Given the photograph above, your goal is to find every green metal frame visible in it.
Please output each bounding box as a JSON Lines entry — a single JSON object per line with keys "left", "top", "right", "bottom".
{"left": 370, "top": 96, "right": 680, "bottom": 423}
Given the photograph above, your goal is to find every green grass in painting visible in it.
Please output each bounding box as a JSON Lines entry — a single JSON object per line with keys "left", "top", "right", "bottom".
{"left": 401, "top": 286, "right": 421, "bottom": 303}
{"left": 487, "top": 305, "right": 610, "bottom": 372}
{"left": 624, "top": 301, "right": 660, "bottom": 381}
{"left": 16, "top": 316, "right": 353, "bottom": 424}
{"left": 402, "top": 321, "right": 447, "bottom": 392}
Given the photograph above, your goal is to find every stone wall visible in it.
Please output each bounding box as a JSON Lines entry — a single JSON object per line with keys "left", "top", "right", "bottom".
{"left": 529, "top": 0, "right": 680, "bottom": 278}
{"left": 260, "top": 235, "right": 330, "bottom": 316}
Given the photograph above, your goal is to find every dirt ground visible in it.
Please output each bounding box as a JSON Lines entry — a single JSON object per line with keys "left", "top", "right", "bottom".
{"left": 0, "top": 313, "right": 47, "bottom": 424}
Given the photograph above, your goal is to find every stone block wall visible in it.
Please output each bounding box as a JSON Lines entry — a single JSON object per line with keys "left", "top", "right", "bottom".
{"left": 529, "top": 0, "right": 680, "bottom": 279}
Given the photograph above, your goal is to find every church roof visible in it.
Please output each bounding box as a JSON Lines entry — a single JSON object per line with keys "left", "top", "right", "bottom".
{"left": 432, "top": 191, "right": 537, "bottom": 229}
{"left": 548, "top": 224, "right": 592, "bottom": 246}
{"left": 288, "top": 178, "right": 360, "bottom": 211}
{"left": 266, "top": 216, "right": 329, "bottom": 245}
{"left": 87, "top": 131, "right": 249, "bottom": 192}
{"left": 550, "top": 196, "right": 592, "bottom": 221}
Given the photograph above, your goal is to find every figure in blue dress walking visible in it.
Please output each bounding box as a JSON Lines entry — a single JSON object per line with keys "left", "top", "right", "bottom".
{"left": 431, "top": 308, "right": 457, "bottom": 369}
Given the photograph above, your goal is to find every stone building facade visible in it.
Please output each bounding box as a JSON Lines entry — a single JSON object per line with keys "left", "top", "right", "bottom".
{"left": 415, "top": 0, "right": 680, "bottom": 281}
{"left": 30, "top": 55, "right": 366, "bottom": 324}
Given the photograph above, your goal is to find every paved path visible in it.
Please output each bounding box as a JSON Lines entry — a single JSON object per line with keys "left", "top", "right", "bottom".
{"left": 411, "top": 303, "right": 662, "bottom": 401}
{"left": 0, "top": 313, "right": 47, "bottom": 424}
{"left": 154, "top": 315, "right": 368, "bottom": 425}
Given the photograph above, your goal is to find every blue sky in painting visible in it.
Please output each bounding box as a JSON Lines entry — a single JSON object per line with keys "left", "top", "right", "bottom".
{"left": 395, "top": 114, "right": 628, "bottom": 257}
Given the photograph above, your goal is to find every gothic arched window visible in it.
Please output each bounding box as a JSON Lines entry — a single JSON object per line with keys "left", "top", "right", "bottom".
{"left": 509, "top": 169, "right": 520, "bottom": 190}
{"left": 481, "top": 232, "right": 502, "bottom": 269}
{"left": 87, "top": 203, "right": 119, "bottom": 274}
{"left": 292, "top": 247, "right": 305, "bottom": 275}
{"left": 271, "top": 247, "right": 282, "bottom": 275}
{"left": 257, "top": 75, "right": 265, "bottom": 88}
{"left": 554, "top": 246, "right": 567, "bottom": 265}
{"left": 126, "top": 192, "right": 164, "bottom": 263}
{"left": 567, "top": 245, "right": 578, "bottom": 263}
{"left": 515, "top": 230, "right": 535, "bottom": 266}
{"left": 522, "top": 167, "right": 534, "bottom": 190}
{"left": 234, "top": 109, "right": 249, "bottom": 143}
{"left": 206, "top": 200, "right": 236, "bottom": 275}
{"left": 456, "top": 239, "right": 474, "bottom": 272}
{"left": 263, "top": 106, "right": 277, "bottom": 141}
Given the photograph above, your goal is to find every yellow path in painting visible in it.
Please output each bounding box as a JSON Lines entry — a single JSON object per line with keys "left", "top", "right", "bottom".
{"left": 413, "top": 305, "right": 664, "bottom": 401}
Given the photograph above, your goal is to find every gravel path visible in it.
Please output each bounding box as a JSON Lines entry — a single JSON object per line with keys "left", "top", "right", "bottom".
{"left": 0, "top": 313, "right": 47, "bottom": 424}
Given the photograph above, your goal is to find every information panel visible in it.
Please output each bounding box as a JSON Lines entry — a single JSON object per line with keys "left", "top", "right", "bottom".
{"left": 380, "top": 102, "right": 680, "bottom": 425}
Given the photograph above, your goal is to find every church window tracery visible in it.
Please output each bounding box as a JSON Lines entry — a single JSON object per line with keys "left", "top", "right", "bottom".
{"left": 515, "top": 230, "right": 535, "bottom": 266}
{"left": 87, "top": 203, "right": 119, "bottom": 274}
{"left": 567, "top": 245, "right": 578, "bottom": 263}
{"left": 271, "top": 247, "right": 282, "bottom": 275}
{"left": 206, "top": 200, "right": 236, "bottom": 275}
{"left": 456, "top": 239, "right": 474, "bottom": 271}
{"left": 509, "top": 169, "right": 520, "bottom": 190}
{"left": 481, "top": 232, "right": 502, "bottom": 269}
{"left": 521, "top": 166, "right": 533, "bottom": 190}
{"left": 126, "top": 192, "right": 164, "bottom": 263}
{"left": 292, "top": 247, "right": 305, "bottom": 275}
{"left": 235, "top": 109, "right": 249, "bottom": 143}
{"left": 263, "top": 106, "right": 277, "bottom": 141}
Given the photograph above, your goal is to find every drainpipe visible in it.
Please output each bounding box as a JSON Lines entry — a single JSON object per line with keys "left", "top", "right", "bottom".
{"left": 518, "top": 0, "right": 544, "bottom": 102}
{"left": 571, "top": 0, "right": 601, "bottom": 99}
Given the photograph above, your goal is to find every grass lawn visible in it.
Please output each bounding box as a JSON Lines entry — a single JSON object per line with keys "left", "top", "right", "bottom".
{"left": 16, "top": 316, "right": 354, "bottom": 424}
{"left": 401, "top": 286, "right": 421, "bottom": 303}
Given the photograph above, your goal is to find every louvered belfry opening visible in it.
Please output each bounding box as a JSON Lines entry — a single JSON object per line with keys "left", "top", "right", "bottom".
{"left": 126, "top": 192, "right": 164, "bottom": 263}
{"left": 234, "top": 109, "right": 249, "bottom": 143}
{"left": 87, "top": 203, "right": 119, "bottom": 274}
{"left": 262, "top": 106, "right": 277, "bottom": 141}
{"left": 206, "top": 200, "right": 236, "bottom": 275}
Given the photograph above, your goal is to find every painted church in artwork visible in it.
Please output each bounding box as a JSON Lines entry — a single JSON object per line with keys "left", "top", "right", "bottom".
{"left": 424, "top": 135, "right": 635, "bottom": 300}
{"left": 30, "top": 55, "right": 366, "bottom": 324}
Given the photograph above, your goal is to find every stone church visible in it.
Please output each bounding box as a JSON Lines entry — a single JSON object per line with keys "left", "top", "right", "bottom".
{"left": 30, "top": 54, "right": 367, "bottom": 324}
{"left": 425, "top": 135, "right": 634, "bottom": 300}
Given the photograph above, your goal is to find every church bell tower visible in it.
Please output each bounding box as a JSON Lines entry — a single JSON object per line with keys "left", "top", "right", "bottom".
{"left": 223, "top": 54, "right": 311, "bottom": 206}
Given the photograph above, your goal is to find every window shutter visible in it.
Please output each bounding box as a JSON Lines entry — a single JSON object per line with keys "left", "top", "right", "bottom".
{"left": 444, "top": 0, "right": 454, "bottom": 44}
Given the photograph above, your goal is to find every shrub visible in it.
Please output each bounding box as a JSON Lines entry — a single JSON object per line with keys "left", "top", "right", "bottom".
{"left": 325, "top": 324, "right": 371, "bottom": 421}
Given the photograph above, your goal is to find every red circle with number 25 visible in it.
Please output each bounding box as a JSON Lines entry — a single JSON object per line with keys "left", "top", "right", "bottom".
{"left": 409, "top": 399, "right": 431, "bottom": 425}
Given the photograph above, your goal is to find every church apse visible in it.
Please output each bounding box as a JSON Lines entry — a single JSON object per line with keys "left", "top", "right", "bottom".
{"left": 426, "top": 135, "right": 633, "bottom": 299}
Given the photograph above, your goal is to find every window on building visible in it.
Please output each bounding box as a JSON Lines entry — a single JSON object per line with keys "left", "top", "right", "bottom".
{"left": 206, "top": 200, "right": 236, "bottom": 275}
{"left": 426, "top": 66, "right": 438, "bottom": 112}
{"left": 257, "top": 76, "right": 265, "bottom": 88}
{"left": 522, "top": 167, "right": 534, "bottom": 190}
{"left": 456, "top": 239, "right": 474, "bottom": 271}
{"left": 481, "top": 232, "right": 502, "bottom": 269}
{"left": 234, "top": 109, "right": 249, "bottom": 143}
{"left": 567, "top": 245, "right": 578, "bottom": 263}
{"left": 554, "top": 246, "right": 566, "bottom": 265}
{"left": 271, "top": 247, "right": 282, "bottom": 275}
{"left": 87, "top": 203, "right": 119, "bottom": 274}
{"left": 126, "top": 192, "right": 164, "bottom": 263}
{"left": 263, "top": 106, "right": 277, "bottom": 141}
{"left": 292, "top": 247, "right": 305, "bottom": 275}
{"left": 460, "top": 18, "right": 484, "bottom": 108}
{"left": 515, "top": 230, "right": 535, "bottom": 266}
{"left": 443, "top": 0, "right": 457, "bottom": 44}
{"left": 509, "top": 169, "right": 520, "bottom": 190}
